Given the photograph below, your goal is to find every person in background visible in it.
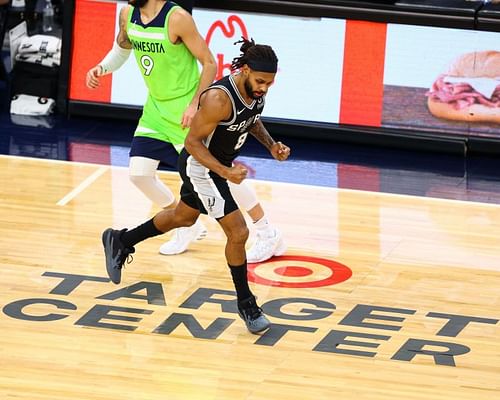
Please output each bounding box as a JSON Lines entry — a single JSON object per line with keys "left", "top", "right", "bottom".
{"left": 101, "top": 38, "right": 290, "bottom": 334}
{"left": 86, "top": 0, "right": 286, "bottom": 262}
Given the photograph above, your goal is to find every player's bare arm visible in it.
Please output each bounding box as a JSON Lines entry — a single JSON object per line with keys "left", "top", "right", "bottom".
{"left": 249, "top": 119, "right": 275, "bottom": 150}
{"left": 171, "top": 8, "right": 217, "bottom": 127}
{"left": 184, "top": 89, "right": 231, "bottom": 175}
{"left": 185, "top": 90, "right": 247, "bottom": 183}
{"left": 116, "top": 6, "right": 132, "bottom": 50}
{"left": 86, "top": 6, "right": 132, "bottom": 89}
{"left": 249, "top": 119, "right": 291, "bottom": 161}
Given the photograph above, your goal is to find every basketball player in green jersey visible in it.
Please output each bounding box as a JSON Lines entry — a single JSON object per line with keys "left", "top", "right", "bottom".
{"left": 86, "top": 0, "right": 286, "bottom": 262}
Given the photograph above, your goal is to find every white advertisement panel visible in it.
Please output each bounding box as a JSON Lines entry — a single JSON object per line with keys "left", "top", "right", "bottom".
{"left": 111, "top": 7, "right": 346, "bottom": 123}
{"left": 384, "top": 25, "right": 500, "bottom": 88}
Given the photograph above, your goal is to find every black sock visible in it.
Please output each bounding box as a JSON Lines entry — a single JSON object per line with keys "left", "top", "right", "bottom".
{"left": 120, "top": 218, "right": 163, "bottom": 248}
{"left": 229, "top": 262, "right": 253, "bottom": 304}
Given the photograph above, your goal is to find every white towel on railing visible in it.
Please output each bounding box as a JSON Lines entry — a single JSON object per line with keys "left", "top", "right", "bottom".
{"left": 17, "top": 34, "right": 61, "bottom": 55}
{"left": 15, "top": 52, "right": 60, "bottom": 67}
{"left": 10, "top": 94, "right": 56, "bottom": 116}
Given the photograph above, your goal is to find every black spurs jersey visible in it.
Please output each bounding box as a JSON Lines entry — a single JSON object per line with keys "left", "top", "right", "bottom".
{"left": 202, "top": 74, "right": 265, "bottom": 166}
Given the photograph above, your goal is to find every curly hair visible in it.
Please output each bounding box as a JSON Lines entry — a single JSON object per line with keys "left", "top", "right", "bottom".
{"left": 231, "top": 37, "right": 278, "bottom": 72}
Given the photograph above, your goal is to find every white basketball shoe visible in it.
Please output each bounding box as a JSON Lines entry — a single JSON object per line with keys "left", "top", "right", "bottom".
{"left": 159, "top": 219, "right": 207, "bottom": 255}
{"left": 246, "top": 228, "right": 287, "bottom": 263}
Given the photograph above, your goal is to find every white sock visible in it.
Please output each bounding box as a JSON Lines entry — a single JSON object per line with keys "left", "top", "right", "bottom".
{"left": 253, "top": 217, "right": 275, "bottom": 238}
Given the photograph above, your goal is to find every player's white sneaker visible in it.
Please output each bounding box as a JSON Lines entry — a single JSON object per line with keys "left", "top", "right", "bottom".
{"left": 246, "top": 228, "right": 287, "bottom": 263}
{"left": 159, "top": 220, "right": 207, "bottom": 255}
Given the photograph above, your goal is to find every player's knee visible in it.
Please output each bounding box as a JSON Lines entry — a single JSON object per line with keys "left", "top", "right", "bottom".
{"left": 174, "top": 214, "right": 197, "bottom": 228}
{"left": 229, "top": 224, "right": 249, "bottom": 244}
{"left": 129, "top": 173, "right": 154, "bottom": 189}
{"left": 129, "top": 173, "right": 175, "bottom": 208}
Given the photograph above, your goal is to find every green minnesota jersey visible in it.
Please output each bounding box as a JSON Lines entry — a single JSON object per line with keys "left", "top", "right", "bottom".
{"left": 126, "top": 2, "right": 200, "bottom": 145}
{"left": 126, "top": 2, "right": 200, "bottom": 101}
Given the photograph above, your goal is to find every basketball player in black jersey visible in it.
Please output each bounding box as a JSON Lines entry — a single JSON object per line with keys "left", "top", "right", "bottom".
{"left": 102, "top": 38, "right": 290, "bottom": 334}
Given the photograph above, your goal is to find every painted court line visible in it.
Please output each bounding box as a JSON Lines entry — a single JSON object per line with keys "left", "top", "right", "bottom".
{"left": 2, "top": 154, "right": 499, "bottom": 209}
{"left": 56, "top": 166, "right": 109, "bottom": 206}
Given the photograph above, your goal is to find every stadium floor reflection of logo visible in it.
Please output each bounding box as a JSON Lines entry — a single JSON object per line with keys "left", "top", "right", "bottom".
{"left": 247, "top": 255, "right": 352, "bottom": 288}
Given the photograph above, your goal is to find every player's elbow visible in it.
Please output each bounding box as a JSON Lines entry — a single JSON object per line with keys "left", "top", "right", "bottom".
{"left": 201, "top": 54, "right": 217, "bottom": 76}
{"left": 184, "top": 135, "right": 197, "bottom": 155}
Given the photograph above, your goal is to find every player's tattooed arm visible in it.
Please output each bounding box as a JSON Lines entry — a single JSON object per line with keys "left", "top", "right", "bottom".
{"left": 249, "top": 119, "right": 276, "bottom": 151}
{"left": 249, "top": 119, "right": 291, "bottom": 162}
{"left": 117, "top": 6, "right": 133, "bottom": 49}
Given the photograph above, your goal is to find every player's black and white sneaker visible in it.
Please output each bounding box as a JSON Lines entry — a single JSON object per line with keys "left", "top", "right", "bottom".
{"left": 102, "top": 228, "right": 135, "bottom": 284}
{"left": 238, "top": 296, "right": 271, "bottom": 334}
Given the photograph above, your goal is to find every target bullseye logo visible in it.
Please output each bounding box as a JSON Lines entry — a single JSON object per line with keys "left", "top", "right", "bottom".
{"left": 248, "top": 255, "right": 352, "bottom": 288}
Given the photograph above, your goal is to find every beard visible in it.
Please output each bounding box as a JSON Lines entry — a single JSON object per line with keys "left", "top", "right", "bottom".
{"left": 244, "top": 79, "right": 263, "bottom": 99}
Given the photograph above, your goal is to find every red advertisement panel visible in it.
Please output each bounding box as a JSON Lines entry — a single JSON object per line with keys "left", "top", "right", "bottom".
{"left": 340, "top": 20, "right": 387, "bottom": 127}
{"left": 69, "top": 0, "right": 116, "bottom": 102}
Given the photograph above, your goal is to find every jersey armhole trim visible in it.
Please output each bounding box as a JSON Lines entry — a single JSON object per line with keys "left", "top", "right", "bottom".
{"left": 203, "top": 85, "right": 236, "bottom": 126}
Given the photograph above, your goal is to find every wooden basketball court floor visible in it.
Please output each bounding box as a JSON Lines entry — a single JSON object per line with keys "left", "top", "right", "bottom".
{"left": 1, "top": 154, "right": 499, "bottom": 400}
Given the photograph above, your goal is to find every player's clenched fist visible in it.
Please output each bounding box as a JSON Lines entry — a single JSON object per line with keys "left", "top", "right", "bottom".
{"left": 271, "top": 141, "right": 290, "bottom": 161}
{"left": 225, "top": 164, "right": 248, "bottom": 184}
{"left": 86, "top": 65, "right": 104, "bottom": 89}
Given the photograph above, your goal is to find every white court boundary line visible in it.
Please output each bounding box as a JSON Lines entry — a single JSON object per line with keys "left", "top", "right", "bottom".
{"left": 2, "top": 154, "right": 500, "bottom": 209}
{"left": 56, "top": 165, "right": 109, "bottom": 206}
